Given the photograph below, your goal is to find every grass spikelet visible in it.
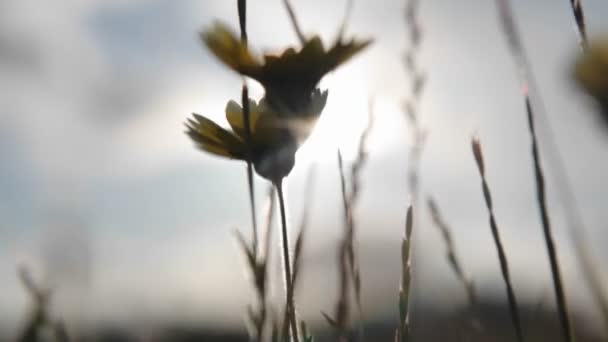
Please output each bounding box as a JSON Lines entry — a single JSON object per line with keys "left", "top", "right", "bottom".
{"left": 282, "top": 0, "right": 306, "bottom": 45}
{"left": 567, "top": 0, "right": 588, "bottom": 50}
{"left": 471, "top": 137, "right": 524, "bottom": 342}
{"left": 523, "top": 94, "right": 574, "bottom": 342}
{"left": 395, "top": 205, "right": 414, "bottom": 342}
{"left": 427, "top": 197, "right": 477, "bottom": 308}
{"left": 495, "top": 1, "right": 607, "bottom": 331}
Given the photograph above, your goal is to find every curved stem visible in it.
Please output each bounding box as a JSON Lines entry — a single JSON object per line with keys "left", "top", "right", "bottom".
{"left": 275, "top": 180, "right": 299, "bottom": 342}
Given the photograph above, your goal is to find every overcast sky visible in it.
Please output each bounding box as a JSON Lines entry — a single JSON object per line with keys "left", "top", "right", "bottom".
{"left": 1, "top": 0, "right": 608, "bottom": 337}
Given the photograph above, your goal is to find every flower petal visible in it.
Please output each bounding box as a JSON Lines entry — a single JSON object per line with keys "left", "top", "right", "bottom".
{"left": 225, "top": 99, "right": 287, "bottom": 147}
{"left": 225, "top": 99, "right": 260, "bottom": 139}
{"left": 324, "top": 38, "right": 373, "bottom": 74}
{"left": 185, "top": 113, "right": 246, "bottom": 159}
{"left": 201, "top": 21, "right": 262, "bottom": 76}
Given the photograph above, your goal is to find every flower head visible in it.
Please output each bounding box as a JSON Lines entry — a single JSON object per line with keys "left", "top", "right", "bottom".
{"left": 574, "top": 40, "right": 608, "bottom": 126}
{"left": 201, "top": 21, "right": 371, "bottom": 115}
{"left": 185, "top": 91, "right": 327, "bottom": 183}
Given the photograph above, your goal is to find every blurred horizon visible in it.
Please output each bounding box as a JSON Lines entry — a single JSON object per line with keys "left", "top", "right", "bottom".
{"left": 1, "top": 0, "right": 608, "bottom": 339}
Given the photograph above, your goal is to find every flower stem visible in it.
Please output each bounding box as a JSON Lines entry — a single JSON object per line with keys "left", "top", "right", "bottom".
{"left": 237, "top": 0, "right": 258, "bottom": 255}
{"left": 242, "top": 85, "right": 258, "bottom": 255}
{"left": 275, "top": 180, "right": 299, "bottom": 342}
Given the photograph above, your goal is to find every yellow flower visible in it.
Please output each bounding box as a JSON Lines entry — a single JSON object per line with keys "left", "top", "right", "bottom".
{"left": 574, "top": 40, "right": 608, "bottom": 125}
{"left": 185, "top": 91, "right": 327, "bottom": 182}
{"left": 201, "top": 21, "right": 371, "bottom": 115}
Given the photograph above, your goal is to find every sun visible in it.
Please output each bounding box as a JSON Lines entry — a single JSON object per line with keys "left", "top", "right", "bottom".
{"left": 295, "top": 73, "right": 401, "bottom": 165}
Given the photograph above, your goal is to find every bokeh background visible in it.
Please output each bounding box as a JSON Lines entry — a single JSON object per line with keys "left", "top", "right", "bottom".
{"left": 1, "top": 0, "right": 608, "bottom": 340}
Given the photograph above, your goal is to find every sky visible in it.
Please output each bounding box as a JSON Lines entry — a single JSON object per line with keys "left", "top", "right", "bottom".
{"left": 1, "top": 0, "right": 608, "bottom": 337}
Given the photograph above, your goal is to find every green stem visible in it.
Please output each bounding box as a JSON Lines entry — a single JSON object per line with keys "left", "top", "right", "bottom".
{"left": 275, "top": 180, "right": 299, "bottom": 342}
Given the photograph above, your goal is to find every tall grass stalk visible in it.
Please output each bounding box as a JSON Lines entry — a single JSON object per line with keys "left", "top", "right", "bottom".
{"left": 471, "top": 138, "right": 524, "bottom": 342}
{"left": 237, "top": 186, "right": 276, "bottom": 341}
{"left": 396, "top": 205, "right": 414, "bottom": 342}
{"left": 275, "top": 180, "right": 299, "bottom": 342}
{"left": 427, "top": 197, "right": 476, "bottom": 308}
{"left": 566, "top": 0, "right": 588, "bottom": 49}
{"left": 237, "top": 0, "right": 259, "bottom": 256}
{"left": 346, "top": 99, "right": 374, "bottom": 325}
{"left": 495, "top": 0, "right": 608, "bottom": 331}
{"left": 523, "top": 95, "right": 573, "bottom": 342}
{"left": 402, "top": 0, "right": 427, "bottom": 333}
{"left": 282, "top": 0, "right": 305, "bottom": 45}
{"left": 329, "top": 151, "right": 354, "bottom": 340}
{"left": 323, "top": 105, "right": 373, "bottom": 340}
{"left": 17, "top": 266, "right": 69, "bottom": 342}
{"left": 402, "top": 0, "right": 427, "bottom": 208}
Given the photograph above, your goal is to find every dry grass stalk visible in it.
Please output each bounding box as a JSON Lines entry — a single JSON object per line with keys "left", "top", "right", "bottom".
{"left": 321, "top": 85, "right": 374, "bottom": 342}
{"left": 395, "top": 205, "right": 414, "bottom": 342}
{"left": 347, "top": 99, "right": 375, "bottom": 325}
{"left": 402, "top": 0, "right": 427, "bottom": 206}
{"left": 495, "top": 0, "right": 607, "bottom": 336}
{"left": 16, "top": 266, "right": 69, "bottom": 342}
{"left": 283, "top": 166, "right": 316, "bottom": 342}
{"left": 282, "top": 0, "right": 306, "bottom": 45}
{"left": 237, "top": 0, "right": 259, "bottom": 259}
{"left": 322, "top": 150, "right": 353, "bottom": 340}
{"left": 401, "top": 0, "right": 427, "bottom": 335}
{"left": 238, "top": 186, "right": 276, "bottom": 341}
{"left": 523, "top": 95, "right": 574, "bottom": 342}
{"left": 427, "top": 197, "right": 477, "bottom": 307}
{"left": 335, "top": 0, "right": 354, "bottom": 42}
{"left": 471, "top": 138, "right": 524, "bottom": 342}
{"left": 567, "top": 0, "right": 588, "bottom": 49}
{"left": 274, "top": 179, "right": 300, "bottom": 342}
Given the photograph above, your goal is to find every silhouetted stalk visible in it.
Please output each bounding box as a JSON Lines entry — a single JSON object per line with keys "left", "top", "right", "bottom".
{"left": 335, "top": 0, "right": 354, "bottom": 41}
{"left": 282, "top": 0, "right": 306, "bottom": 45}
{"left": 524, "top": 95, "right": 574, "bottom": 342}
{"left": 567, "top": 0, "right": 588, "bottom": 50}
{"left": 275, "top": 180, "right": 299, "bottom": 342}
{"left": 336, "top": 151, "right": 353, "bottom": 340}
{"left": 346, "top": 99, "right": 375, "bottom": 340}
{"left": 427, "top": 197, "right": 477, "bottom": 308}
{"left": 402, "top": 0, "right": 427, "bottom": 335}
{"left": 402, "top": 0, "right": 427, "bottom": 209}
{"left": 17, "top": 266, "right": 70, "bottom": 342}
{"left": 495, "top": 0, "right": 607, "bottom": 332}
{"left": 237, "top": 0, "right": 258, "bottom": 255}
{"left": 471, "top": 138, "right": 524, "bottom": 342}
{"left": 396, "top": 205, "right": 414, "bottom": 342}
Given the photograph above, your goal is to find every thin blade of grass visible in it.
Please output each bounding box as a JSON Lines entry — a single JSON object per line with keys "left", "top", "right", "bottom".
{"left": 495, "top": 0, "right": 607, "bottom": 333}
{"left": 524, "top": 94, "right": 574, "bottom": 342}
{"left": 282, "top": 0, "right": 306, "bottom": 45}
{"left": 471, "top": 138, "right": 524, "bottom": 342}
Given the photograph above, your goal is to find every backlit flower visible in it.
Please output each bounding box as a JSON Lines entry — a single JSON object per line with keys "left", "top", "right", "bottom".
{"left": 185, "top": 91, "right": 327, "bottom": 183}
{"left": 201, "top": 21, "right": 371, "bottom": 116}
{"left": 574, "top": 40, "right": 608, "bottom": 126}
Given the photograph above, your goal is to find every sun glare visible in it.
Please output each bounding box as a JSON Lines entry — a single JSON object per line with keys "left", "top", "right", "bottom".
{"left": 296, "top": 73, "right": 402, "bottom": 165}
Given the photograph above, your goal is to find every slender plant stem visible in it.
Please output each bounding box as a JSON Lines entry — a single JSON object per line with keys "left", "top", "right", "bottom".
{"left": 275, "top": 180, "right": 299, "bottom": 342}
{"left": 524, "top": 96, "right": 573, "bottom": 342}
{"left": 567, "top": 0, "right": 588, "bottom": 50}
{"left": 242, "top": 86, "right": 258, "bottom": 254}
{"left": 427, "top": 197, "right": 477, "bottom": 308}
{"left": 495, "top": 0, "right": 607, "bottom": 331}
{"left": 237, "top": 0, "right": 248, "bottom": 43}
{"left": 335, "top": 151, "right": 352, "bottom": 338}
{"left": 471, "top": 139, "right": 524, "bottom": 342}
{"left": 282, "top": 0, "right": 306, "bottom": 45}
{"left": 237, "top": 0, "right": 258, "bottom": 254}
